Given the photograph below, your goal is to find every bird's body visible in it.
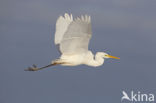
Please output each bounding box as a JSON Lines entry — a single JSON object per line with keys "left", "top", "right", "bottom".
{"left": 25, "top": 13, "right": 119, "bottom": 71}
{"left": 57, "top": 51, "right": 105, "bottom": 67}
{"left": 59, "top": 52, "right": 88, "bottom": 66}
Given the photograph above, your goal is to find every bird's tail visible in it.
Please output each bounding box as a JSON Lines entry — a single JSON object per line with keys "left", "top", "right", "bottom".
{"left": 52, "top": 59, "right": 66, "bottom": 65}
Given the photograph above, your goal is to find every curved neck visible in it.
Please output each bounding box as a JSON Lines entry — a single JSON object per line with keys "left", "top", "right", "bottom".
{"left": 87, "top": 52, "right": 104, "bottom": 67}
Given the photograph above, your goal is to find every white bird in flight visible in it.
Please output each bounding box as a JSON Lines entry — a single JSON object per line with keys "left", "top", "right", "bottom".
{"left": 25, "top": 13, "right": 120, "bottom": 71}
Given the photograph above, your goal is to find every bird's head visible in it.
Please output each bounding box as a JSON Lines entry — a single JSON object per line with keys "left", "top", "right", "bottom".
{"left": 97, "top": 52, "right": 120, "bottom": 59}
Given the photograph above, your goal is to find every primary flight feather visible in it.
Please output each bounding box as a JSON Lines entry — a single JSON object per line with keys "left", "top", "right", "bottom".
{"left": 25, "top": 13, "right": 119, "bottom": 71}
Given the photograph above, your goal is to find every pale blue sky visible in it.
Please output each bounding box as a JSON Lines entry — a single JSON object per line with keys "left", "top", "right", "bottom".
{"left": 0, "top": 0, "right": 156, "bottom": 103}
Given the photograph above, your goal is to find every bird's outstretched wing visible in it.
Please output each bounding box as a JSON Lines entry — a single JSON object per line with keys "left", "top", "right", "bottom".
{"left": 54, "top": 13, "right": 92, "bottom": 54}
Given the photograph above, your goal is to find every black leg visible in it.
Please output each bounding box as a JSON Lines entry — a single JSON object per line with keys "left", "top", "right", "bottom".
{"left": 25, "top": 63, "right": 57, "bottom": 71}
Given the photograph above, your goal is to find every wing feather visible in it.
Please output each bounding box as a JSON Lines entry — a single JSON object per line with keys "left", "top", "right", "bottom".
{"left": 59, "top": 15, "right": 92, "bottom": 54}
{"left": 54, "top": 13, "right": 73, "bottom": 44}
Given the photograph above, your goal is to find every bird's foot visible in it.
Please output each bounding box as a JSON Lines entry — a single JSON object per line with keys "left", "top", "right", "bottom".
{"left": 25, "top": 64, "right": 39, "bottom": 71}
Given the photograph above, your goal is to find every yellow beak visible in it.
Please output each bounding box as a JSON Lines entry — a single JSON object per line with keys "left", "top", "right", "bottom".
{"left": 108, "top": 55, "right": 120, "bottom": 59}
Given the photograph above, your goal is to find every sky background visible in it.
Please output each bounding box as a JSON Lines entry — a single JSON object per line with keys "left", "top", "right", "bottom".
{"left": 0, "top": 0, "right": 156, "bottom": 103}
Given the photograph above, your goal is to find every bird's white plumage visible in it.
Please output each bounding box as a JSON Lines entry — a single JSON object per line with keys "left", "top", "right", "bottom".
{"left": 54, "top": 13, "right": 73, "bottom": 45}
{"left": 53, "top": 13, "right": 119, "bottom": 66}
{"left": 54, "top": 13, "right": 91, "bottom": 54}
{"left": 26, "top": 13, "right": 119, "bottom": 71}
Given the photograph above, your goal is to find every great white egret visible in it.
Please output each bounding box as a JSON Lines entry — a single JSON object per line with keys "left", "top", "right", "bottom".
{"left": 25, "top": 13, "right": 120, "bottom": 71}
